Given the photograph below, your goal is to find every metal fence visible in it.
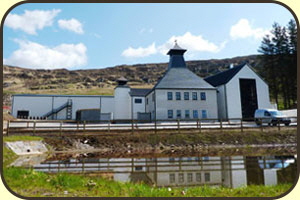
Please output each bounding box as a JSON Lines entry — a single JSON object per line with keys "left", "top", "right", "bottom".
{"left": 4, "top": 116, "right": 297, "bottom": 136}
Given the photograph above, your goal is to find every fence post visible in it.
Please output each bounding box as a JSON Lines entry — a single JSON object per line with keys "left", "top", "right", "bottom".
{"left": 131, "top": 119, "right": 134, "bottom": 134}
{"left": 59, "top": 121, "right": 63, "bottom": 137}
{"left": 277, "top": 119, "right": 281, "bottom": 132}
{"left": 108, "top": 120, "right": 111, "bottom": 133}
{"left": 77, "top": 121, "right": 79, "bottom": 131}
{"left": 196, "top": 119, "right": 199, "bottom": 128}
{"left": 83, "top": 121, "right": 86, "bottom": 131}
{"left": 199, "top": 119, "right": 201, "bottom": 133}
{"left": 154, "top": 120, "right": 157, "bottom": 134}
{"left": 6, "top": 120, "right": 10, "bottom": 136}
{"left": 220, "top": 118, "right": 223, "bottom": 132}
{"left": 27, "top": 122, "right": 29, "bottom": 128}
{"left": 33, "top": 121, "right": 36, "bottom": 136}
{"left": 177, "top": 119, "right": 180, "bottom": 134}
{"left": 240, "top": 119, "right": 243, "bottom": 133}
{"left": 260, "top": 119, "right": 263, "bottom": 132}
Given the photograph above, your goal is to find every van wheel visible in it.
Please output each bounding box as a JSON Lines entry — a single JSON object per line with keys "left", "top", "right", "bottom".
{"left": 272, "top": 123, "right": 277, "bottom": 126}
{"left": 285, "top": 123, "right": 290, "bottom": 126}
{"left": 255, "top": 120, "right": 261, "bottom": 125}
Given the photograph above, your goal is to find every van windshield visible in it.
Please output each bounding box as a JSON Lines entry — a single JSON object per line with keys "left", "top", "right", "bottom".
{"left": 269, "top": 111, "right": 283, "bottom": 116}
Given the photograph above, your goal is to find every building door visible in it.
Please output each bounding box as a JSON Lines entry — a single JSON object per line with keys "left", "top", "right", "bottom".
{"left": 239, "top": 79, "right": 258, "bottom": 119}
{"left": 17, "top": 110, "right": 29, "bottom": 119}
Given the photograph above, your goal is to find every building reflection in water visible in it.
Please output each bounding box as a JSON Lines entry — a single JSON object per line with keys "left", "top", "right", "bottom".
{"left": 29, "top": 155, "right": 296, "bottom": 188}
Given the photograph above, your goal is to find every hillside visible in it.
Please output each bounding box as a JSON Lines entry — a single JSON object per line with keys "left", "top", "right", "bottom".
{"left": 3, "top": 54, "right": 261, "bottom": 106}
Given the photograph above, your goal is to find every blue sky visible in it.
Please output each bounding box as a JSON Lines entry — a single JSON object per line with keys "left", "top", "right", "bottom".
{"left": 3, "top": 3, "right": 295, "bottom": 70}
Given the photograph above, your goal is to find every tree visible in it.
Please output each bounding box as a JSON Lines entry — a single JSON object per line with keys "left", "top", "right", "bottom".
{"left": 258, "top": 20, "right": 297, "bottom": 109}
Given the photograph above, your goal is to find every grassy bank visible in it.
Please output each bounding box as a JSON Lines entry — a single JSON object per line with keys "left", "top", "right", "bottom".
{"left": 3, "top": 167, "right": 292, "bottom": 197}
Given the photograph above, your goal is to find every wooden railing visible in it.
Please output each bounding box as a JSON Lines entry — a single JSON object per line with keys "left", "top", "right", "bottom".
{"left": 3, "top": 117, "right": 297, "bottom": 136}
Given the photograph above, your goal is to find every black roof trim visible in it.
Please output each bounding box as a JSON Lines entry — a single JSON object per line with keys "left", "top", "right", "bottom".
{"left": 204, "top": 63, "right": 247, "bottom": 87}
{"left": 130, "top": 88, "right": 152, "bottom": 97}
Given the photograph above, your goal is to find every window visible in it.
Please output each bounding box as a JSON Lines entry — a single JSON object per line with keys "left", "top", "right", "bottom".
{"left": 184, "top": 92, "right": 189, "bottom": 100}
{"left": 202, "top": 110, "right": 207, "bottom": 119}
{"left": 185, "top": 110, "right": 190, "bottom": 118}
{"left": 135, "top": 166, "right": 143, "bottom": 171}
{"left": 134, "top": 98, "right": 142, "bottom": 104}
{"left": 192, "top": 92, "right": 197, "bottom": 100}
{"left": 176, "top": 110, "right": 181, "bottom": 118}
{"left": 196, "top": 173, "right": 201, "bottom": 182}
{"left": 193, "top": 110, "right": 198, "bottom": 119}
{"left": 176, "top": 92, "right": 181, "bottom": 100}
{"left": 187, "top": 173, "right": 193, "bottom": 182}
{"left": 167, "top": 92, "right": 173, "bottom": 100}
{"left": 179, "top": 173, "right": 184, "bottom": 183}
{"left": 200, "top": 92, "right": 206, "bottom": 100}
{"left": 264, "top": 111, "right": 271, "bottom": 116}
{"left": 168, "top": 110, "right": 173, "bottom": 119}
{"left": 203, "top": 156, "right": 209, "bottom": 161}
{"left": 170, "top": 174, "right": 175, "bottom": 183}
{"left": 152, "top": 93, "right": 155, "bottom": 102}
{"left": 204, "top": 173, "right": 210, "bottom": 182}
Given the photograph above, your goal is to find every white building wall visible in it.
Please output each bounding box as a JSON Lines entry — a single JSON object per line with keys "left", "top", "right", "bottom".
{"left": 53, "top": 96, "right": 101, "bottom": 120}
{"left": 12, "top": 95, "right": 114, "bottom": 120}
{"left": 101, "top": 97, "right": 115, "bottom": 114}
{"left": 155, "top": 89, "right": 218, "bottom": 120}
{"left": 12, "top": 96, "right": 53, "bottom": 118}
{"left": 113, "top": 87, "right": 131, "bottom": 120}
{"left": 226, "top": 65, "right": 271, "bottom": 119}
{"left": 132, "top": 96, "right": 146, "bottom": 119}
{"left": 145, "top": 91, "right": 155, "bottom": 120}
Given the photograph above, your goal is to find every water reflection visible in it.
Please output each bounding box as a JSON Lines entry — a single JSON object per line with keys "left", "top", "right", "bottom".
{"left": 20, "top": 155, "right": 297, "bottom": 188}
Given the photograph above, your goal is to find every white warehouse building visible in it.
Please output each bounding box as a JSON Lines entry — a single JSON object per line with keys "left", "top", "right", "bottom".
{"left": 11, "top": 43, "right": 272, "bottom": 121}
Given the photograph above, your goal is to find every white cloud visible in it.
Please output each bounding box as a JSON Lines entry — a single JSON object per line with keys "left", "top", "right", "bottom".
{"left": 121, "top": 32, "right": 226, "bottom": 58}
{"left": 230, "top": 19, "right": 269, "bottom": 40}
{"left": 122, "top": 43, "right": 157, "bottom": 58}
{"left": 4, "top": 9, "right": 61, "bottom": 35}
{"left": 139, "top": 28, "right": 154, "bottom": 34}
{"left": 58, "top": 18, "right": 84, "bottom": 34}
{"left": 4, "top": 39, "right": 87, "bottom": 69}
{"left": 158, "top": 32, "right": 226, "bottom": 55}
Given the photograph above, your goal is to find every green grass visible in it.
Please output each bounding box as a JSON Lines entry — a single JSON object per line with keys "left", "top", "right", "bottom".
{"left": 3, "top": 166, "right": 292, "bottom": 197}
{"left": 3, "top": 135, "right": 43, "bottom": 142}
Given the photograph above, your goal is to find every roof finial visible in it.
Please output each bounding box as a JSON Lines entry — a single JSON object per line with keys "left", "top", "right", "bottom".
{"left": 174, "top": 39, "right": 177, "bottom": 45}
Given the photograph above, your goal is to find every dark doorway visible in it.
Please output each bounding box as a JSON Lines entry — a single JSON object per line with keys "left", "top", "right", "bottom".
{"left": 17, "top": 110, "right": 29, "bottom": 119}
{"left": 239, "top": 79, "right": 258, "bottom": 119}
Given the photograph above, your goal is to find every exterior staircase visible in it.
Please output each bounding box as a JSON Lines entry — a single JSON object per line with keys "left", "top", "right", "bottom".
{"left": 43, "top": 99, "right": 72, "bottom": 119}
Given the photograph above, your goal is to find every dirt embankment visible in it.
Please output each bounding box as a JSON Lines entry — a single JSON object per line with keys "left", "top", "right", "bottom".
{"left": 42, "top": 129, "right": 297, "bottom": 158}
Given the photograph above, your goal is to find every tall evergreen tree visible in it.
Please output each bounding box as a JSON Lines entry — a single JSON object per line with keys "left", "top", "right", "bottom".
{"left": 258, "top": 20, "right": 297, "bottom": 109}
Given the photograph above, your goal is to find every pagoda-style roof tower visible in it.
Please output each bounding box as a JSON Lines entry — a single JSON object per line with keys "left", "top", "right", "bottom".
{"left": 167, "top": 41, "right": 187, "bottom": 69}
{"left": 154, "top": 41, "right": 214, "bottom": 89}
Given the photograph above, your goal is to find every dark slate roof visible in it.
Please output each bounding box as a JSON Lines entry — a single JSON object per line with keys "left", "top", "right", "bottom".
{"left": 204, "top": 63, "right": 247, "bottom": 87}
{"left": 154, "top": 67, "right": 215, "bottom": 89}
{"left": 130, "top": 88, "right": 152, "bottom": 96}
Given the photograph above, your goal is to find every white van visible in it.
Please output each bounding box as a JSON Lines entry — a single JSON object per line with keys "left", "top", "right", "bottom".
{"left": 254, "top": 109, "right": 291, "bottom": 126}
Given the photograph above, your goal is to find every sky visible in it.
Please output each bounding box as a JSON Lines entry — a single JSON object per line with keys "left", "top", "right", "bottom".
{"left": 3, "top": 3, "right": 295, "bottom": 70}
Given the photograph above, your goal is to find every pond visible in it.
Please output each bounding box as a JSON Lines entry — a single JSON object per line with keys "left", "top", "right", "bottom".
{"left": 11, "top": 153, "right": 297, "bottom": 189}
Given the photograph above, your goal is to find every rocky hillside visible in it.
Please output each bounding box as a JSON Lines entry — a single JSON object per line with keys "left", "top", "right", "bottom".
{"left": 3, "top": 54, "right": 261, "bottom": 105}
